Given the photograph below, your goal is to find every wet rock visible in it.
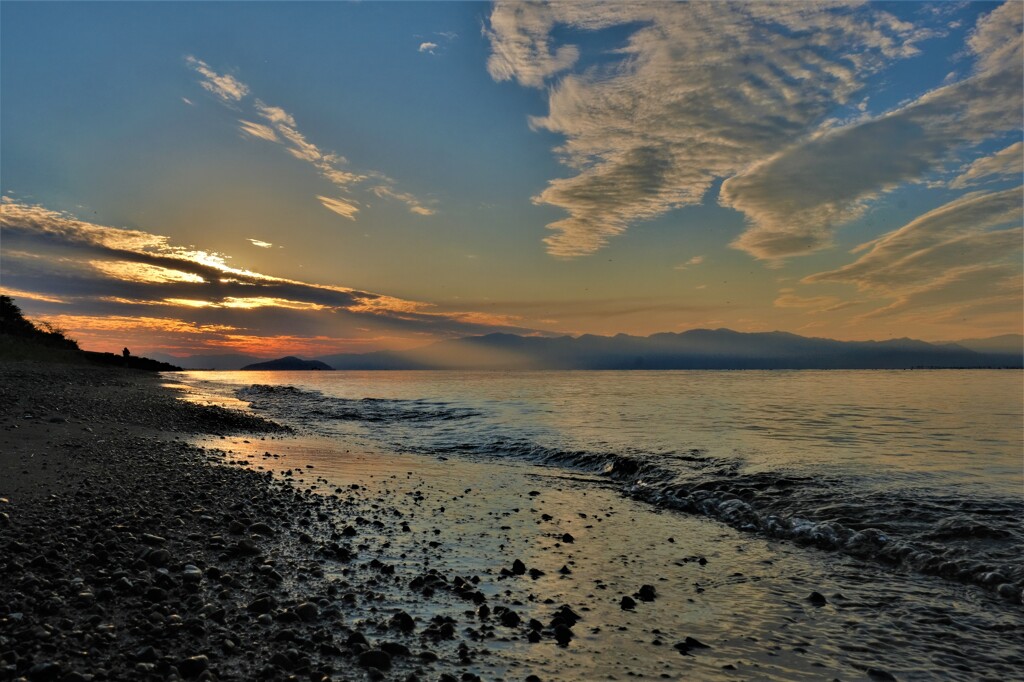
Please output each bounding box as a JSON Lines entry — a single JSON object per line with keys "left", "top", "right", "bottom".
{"left": 177, "top": 655, "right": 209, "bottom": 679}
{"left": 141, "top": 533, "right": 166, "bottom": 546}
{"left": 27, "top": 661, "right": 61, "bottom": 681}
{"left": 620, "top": 596, "right": 636, "bottom": 610}
{"left": 554, "top": 624, "right": 573, "bottom": 646}
{"left": 249, "top": 522, "right": 275, "bottom": 536}
{"left": 380, "top": 642, "right": 410, "bottom": 658}
{"left": 294, "top": 601, "right": 319, "bottom": 622}
{"left": 675, "top": 636, "right": 711, "bottom": 655}
{"left": 807, "top": 591, "right": 828, "bottom": 606}
{"left": 636, "top": 584, "right": 657, "bottom": 601}
{"left": 358, "top": 649, "right": 392, "bottom": 671}
{"left": 499, "top": 609, "right": 521, "bottom": 627}
{"left": 146, "top": 548, "right": 171, "bottom": 567}
{"left": 182, "top": 564, "right": 203, "bottom": 584}
{"left": 135, "top": 645, "right": 159, "bottom": 663}
{"left": 867, "top": 669, "right": 897, "bottom": 681}
{"left": 512, "top": 559, "right": 526, "bottom": 575}
{"left": 248, "top": 595, "right": 277, "bottom": 614}
{"left": 390, "top": 610, "right": 415, "bottom": 633}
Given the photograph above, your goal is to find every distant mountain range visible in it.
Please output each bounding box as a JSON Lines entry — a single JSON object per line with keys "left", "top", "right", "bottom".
{"left": 148, "top": 330, "right": 1023, "bottom": 370}
{"left": 241, "top": 356, "right": 333, "bottom": 371}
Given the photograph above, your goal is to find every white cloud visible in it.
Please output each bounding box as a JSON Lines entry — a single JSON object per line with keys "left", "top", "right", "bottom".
{"left": 419, "top": 42, "right": 439, "bottom": 54}
{"left": 247, "top": 239, "right": 273, "bottom": 248}
{"left": 185, "top": 56, "right": 249, "bottom": 103}
{"left": 721, "top": 2, "right": 1023, "bottom": 259}
{"left": 182, "top": 97, "right": 195, "bottom": 106}
{"left": 949, "top": 141, "right": 1023, "bottom": 188}
{"left": 317, "top": 195, "right": 360, "bottom": 220}
{"left": 485, "top": 1, "right": 935, "bottom": 257}
{"left": 238, "top": 120, "right": 279, "bottom": 142}
{"left": 673, "top": 255, "right": 704, "bottom": 270}
{"left": 804, "top": 187, "right": 1023, "bottom": 318}
{"left": 370, "top": 185, "right": 435, "bottom": 216}
{"left": 186, "top": 56, "right": 432, "bottom": 220}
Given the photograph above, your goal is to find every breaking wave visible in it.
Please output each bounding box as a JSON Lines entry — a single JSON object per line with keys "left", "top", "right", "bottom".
{"left": 236, "top": 382, "right": 1024, "bottom": 604}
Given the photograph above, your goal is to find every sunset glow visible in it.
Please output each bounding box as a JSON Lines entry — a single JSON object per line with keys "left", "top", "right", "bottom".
{"left": 1, "top": 1, "right": 1021, "bottom": 358}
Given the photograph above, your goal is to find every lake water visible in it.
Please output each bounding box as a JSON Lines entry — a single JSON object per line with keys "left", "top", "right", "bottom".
{"left": 175, "top": 369, "right": 1023, "bottom": 605}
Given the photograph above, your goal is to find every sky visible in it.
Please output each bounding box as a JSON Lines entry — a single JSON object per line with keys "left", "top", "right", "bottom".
{"left": 1, "top": 1, "right": 1021, "bottom": 358}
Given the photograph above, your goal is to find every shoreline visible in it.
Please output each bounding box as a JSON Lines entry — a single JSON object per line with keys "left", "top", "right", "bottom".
{"left": 3, "top": 362, "right": 1022, "bottom": 681}
{"left": 0, "top": 362, "right": 498, "bottom": 681}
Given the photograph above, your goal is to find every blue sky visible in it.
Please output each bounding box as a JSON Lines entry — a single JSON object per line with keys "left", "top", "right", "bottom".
{"left": 1, "top": 2, "right": 1021, "bottom": 356}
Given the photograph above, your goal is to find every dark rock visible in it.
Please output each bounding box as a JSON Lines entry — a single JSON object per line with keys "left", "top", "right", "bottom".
{"left": 620, "top": 596, "right": 636, "bottom": 610}
{"left": 637, "top": 584, "right": 656, "bottom": 601}
{"left": 512, "top": 559, "right": 526, "bottom": 575}
{"left": 146, "top": 549, "right": 171, "bottom": 566}
{"left": 807, "top": 591, "right": 828, "bottom": 606}
{"left": 27, "top": 662, "right": 61, "bottom": 682}
{"left": 358, "top": 650, "right": 392, "bottom": 671}
{"left": 554, "top": 624, "right": 573, "bottom": 646}
{"left": 248, "top": 595, "right": 277, "bottom": 614}
{"left": 177, "top": 655, "right": 209, "bottom": 679}
{"left": 390, "top": 610, "right": 415, "bottom": 633}
{"left": 561, "top": 533, "right": 575, "bottom": 543}
{"left": 499, "top": 609, "right": 521, "bottom": 627}
{"left": 559, "top": 565, "right": 572, "bottom": 575}
{"left": 380, "top": 642, "right": 410, "bottom": 657}
{"left": 867, "top": 669, "right": 897, "bottom": 681}
{"left": 294, "top": 602, "right": 319, "bottom": 622}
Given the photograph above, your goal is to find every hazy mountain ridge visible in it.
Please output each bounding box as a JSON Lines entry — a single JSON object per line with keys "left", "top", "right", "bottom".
{"left": 241, "top": 356, "right": 333, "bottom": 371}
{"left": 148, "top": 330, "right": 1023, "bottom": 371}
{"left": 315, "top": 329, "right": 1023, "bottom": 371}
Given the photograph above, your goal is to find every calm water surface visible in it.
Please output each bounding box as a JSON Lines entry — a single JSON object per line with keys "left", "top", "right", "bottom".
{"left": 176, "top": 370, "right": 1023, "bottom": 601}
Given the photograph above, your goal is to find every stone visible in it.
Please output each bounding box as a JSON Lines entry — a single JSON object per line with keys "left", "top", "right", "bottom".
{"left": 499, "top": 609, "right": 521, "bottom": 627}
{"left": 358, "top": 649, "right": 392, "bottom": 671}
{"left": 637, "top": 584, "right": 656, "bottom": 601}
{"left": 27, "top": 662, "right": 61, "bottom": 682}
{"left": 177, "top": 655, "right": 209, "bottom": 679}
{"left": 390, "top": 610, "right": 415, "bottom": 633}
{"left": 294, "top": 602, "right": 319, "bottom": 622}
{"left": 561, "top": 533, "right": 575, "bottom": 543}
{"left": 248, "top": 595, "right": 277, "bottom": 614}
{"left": 807, "top": 591, "right": 828, "bottom": 606}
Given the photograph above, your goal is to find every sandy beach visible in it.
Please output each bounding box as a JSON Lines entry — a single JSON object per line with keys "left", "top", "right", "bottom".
{"left": 3, "top": 363, "right": 1022, "bottom": 682}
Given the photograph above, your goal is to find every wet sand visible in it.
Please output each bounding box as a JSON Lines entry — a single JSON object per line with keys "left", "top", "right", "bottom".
{"left": 2, "top": 363, "right": 1021, "bottom": 681}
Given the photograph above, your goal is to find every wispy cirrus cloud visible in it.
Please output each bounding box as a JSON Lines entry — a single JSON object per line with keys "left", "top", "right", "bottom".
{"left": 949, "top": 141, "right": 1023, "bottom": 189}
{"left": 185, "top": 56, "right": 435, "bottom": 219}
{"left": 485, "top": 1, "right": 933, "bottom": 258}
{"left": 185, "top": 56, "right": 248, "bottom": 103}
{"left": 0, "top": 199, "right": 544, "bottom": 354}
{"left": 721, "top": 2, "right": 1023, "bottom": 259}
{"left": 803, "top": 187, "right": 1023, "bottom": 320}
{"left": 673, "top": 255, "right": 704, "bottom": 271}
{"left": 485, "top": 2, "right": 1022, "bottom": 264}
{"left": 247, "top": 238, "right": 274, "bottom": 248}
{"left": 317, "top": 195, "right": 360, "bottom": 220}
